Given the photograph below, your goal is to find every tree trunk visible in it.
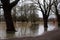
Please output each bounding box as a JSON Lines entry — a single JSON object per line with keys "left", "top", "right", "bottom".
{"left": 4, "top": 9, "right": 16, "bottom": 32}
{"left": 57, "top": 15, "right": 60, "bottom": 27}
{"left": 1, "top": 0, "right": 19, "bottom": 33}
{"left": 43, "top": 16, "right": 48, "bottom": 31}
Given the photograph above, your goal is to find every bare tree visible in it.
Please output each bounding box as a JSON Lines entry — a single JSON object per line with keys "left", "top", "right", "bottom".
{"left": 37, "top": 0, "right": 53, "bottom": 31}
{"left": 1, "top": 0, "right": 19, "bottom": 32}
{"left": 52, "top": 0, "right": 60, "bottom": 27}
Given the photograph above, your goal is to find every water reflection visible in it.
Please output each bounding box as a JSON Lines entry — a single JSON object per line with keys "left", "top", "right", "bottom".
{"left": 0, "top": 30, "right": 6, "bottom": 39}
{"left": 47, "top": 22, "right": 58, "bottom": 31}
{"left": 30, "top": 24, "right": 39, "bottom": 36}
{"left": 0, "top": 22, "right": 58, "bottom": 39}
{"left": 6, "top": 33, "right": 15, "bottom": 39}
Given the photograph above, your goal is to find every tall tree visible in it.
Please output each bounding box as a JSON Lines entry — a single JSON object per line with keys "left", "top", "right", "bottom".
{"left": 1, "top": 0, "right": 19, "bottom": 32}
{"left": 52, "top": 0, "right": 60, "bottom": 27}
{"left": 37, "top": 0, "right": 53, "bottom": 31}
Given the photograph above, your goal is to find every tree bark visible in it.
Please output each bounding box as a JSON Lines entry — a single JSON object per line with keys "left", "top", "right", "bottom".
{"left": 1, "top": 0, "right": 19, "bottom": 32}
{"left": 3, "top": 9, "right": 16, "bottom": 32}
{"left": 57, "top": 15, "right": 60, "bottom": 27}
{"left": 43, "top": 15, "right": 48, "bottom": 31}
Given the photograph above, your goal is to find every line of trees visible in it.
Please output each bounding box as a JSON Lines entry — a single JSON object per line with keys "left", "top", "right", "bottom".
{"left": 0, "top": 0, "right": 60, "bottom": 33}
{"left": 15, "top": 4, "right": 39, "bottom": 22}
{"left": 31, "top": 0, "right": 60, "bottom": 30}
{"left": 0, "top": 4, "right": 40, "bottom": 22}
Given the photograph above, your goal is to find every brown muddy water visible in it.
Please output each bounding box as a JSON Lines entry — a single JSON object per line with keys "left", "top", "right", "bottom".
{"left": 0, "top": 22, "right": 58, "bottom": 39}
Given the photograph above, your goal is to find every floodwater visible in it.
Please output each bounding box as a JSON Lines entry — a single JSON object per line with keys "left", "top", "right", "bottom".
{"left": 0, "top": 22, "right": 58, "bottom": 39}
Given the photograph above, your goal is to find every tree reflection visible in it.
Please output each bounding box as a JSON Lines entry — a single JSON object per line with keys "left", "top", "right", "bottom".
{"left": 6, "top": 32, "right": 15, "bottom": 38}
{"left": 30, "top": 24, "right": 39, "bottom": 34}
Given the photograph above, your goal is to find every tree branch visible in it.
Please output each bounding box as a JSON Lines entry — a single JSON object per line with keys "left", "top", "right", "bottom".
{"left": 47, "top": 0, "right": 51, "bottom": 16}
{"left": 51, "top": 9, "right": 55, "bottom": 13}
{"left": 43, "top": 0, "right": 46, "bottom": 11}
{"left": 47, "top": 0, "right": 54, "bottom": 17}
{"left": 10, "top": 0, "right": 19, "bottom": 8}
{"left": 38, "top": 0, "right": 44, "bottom": 15}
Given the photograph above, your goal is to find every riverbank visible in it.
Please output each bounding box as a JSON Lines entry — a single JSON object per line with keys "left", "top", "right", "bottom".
{"left": 1, "top": 28, "right": 60, "bottom": 40}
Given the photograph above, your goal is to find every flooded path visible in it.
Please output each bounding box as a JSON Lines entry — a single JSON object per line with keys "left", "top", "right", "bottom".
{"left": 0, "top": 22, "right": 58, "bottom": 39}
